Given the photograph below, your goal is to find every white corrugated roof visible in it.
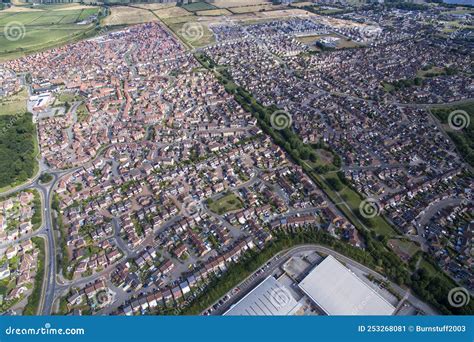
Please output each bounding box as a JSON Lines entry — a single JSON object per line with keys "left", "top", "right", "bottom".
{"left": 299, "top": 255, "right": 395, "bottom": 315}
{"left": 224, "top": 276, "right": 301, "bottom": 316}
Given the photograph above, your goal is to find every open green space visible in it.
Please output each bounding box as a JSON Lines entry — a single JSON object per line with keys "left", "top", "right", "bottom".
{"left": 0, "top": 112, "right": 37, "bottom": 189}
{"left": 0, "top": 87, "right": 27, "bottom": 116}
{"left": 416, "top": 66, "right": 446, "bottom": 78}
{"left": 76, "top": 103, "right": 90, "bottom": 122}
{"left": 0, "top": 5, "right": 101, "bottom": 61}
{"left": 388, "top": 238, "right": 419, "bottom": 260}
{"left": 39, "top": 172, "right": 53, "bottom": 184}
{"left": 208, "top": 192, "right": 244, "bottom": 215}
{"left": 324, "top": 174, "right": 397, "bottom": 238}
{"left": 57, "top": 92, "right": 81, "bottom": 103}
{"left": 430, "top": 101, "right": 474, "bottom": 167}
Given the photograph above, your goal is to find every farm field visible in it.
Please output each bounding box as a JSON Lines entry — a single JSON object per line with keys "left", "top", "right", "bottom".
{"left": 164, "top": 17, "right": 215, "bottom": 48}
{"left": 211, "top": 0, "right": 270, "bottom": 8}
{"left": 103, "top": 6, "right": 158, "bottom": 26}
{"left": 133, "top": 3, "right": 175, "bottom": 11}
{"left": 182, "top": 2, "right": 217, "bottom": 13}
{"left": 153, "top": 6, "right": 193, "bottom": 20}
{"left": 156, "top": 7, "right": 221, "bottom": 49}
{"left": 158, "top": 4, "right": 312, "bottom": 49}
{"left": 1, "top": 6, "right": 43, "bottom": 13}
{"left": 10, "top": 0, "right": 28, "bottom": 6}
{"left": 196, "top": 9, "right": 232, "bottom": 17}
{"left": 0, "top": 4, "right": 100, "bottom": 61}
{"left": 240, "top": 8, "right": 312, "bottom": 22}
{"left": 228, "top": 4, "right": 280, "bottom": 14}
{"left": 289, "top": 1, "right": 315, "bottom": 7}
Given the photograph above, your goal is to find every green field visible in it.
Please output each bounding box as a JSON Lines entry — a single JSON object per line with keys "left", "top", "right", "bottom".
{"left": 318, "top": 172, "right": 398, "bottom": 238}
{"left": 388, "top": 238, "right": 419, "bottom": 260}
{"left": 430, "top": 101, "right": 474, "bottom": 167}
{"left": 0, "top": 87, "right": 27, "bottom": 116}
{"left": 208, "top": 193, "right": 244, "bottom": 215}
{"left": 0, "top": 6, "right": 100, "bottom": 60}
{"left": 162, "top": 16, "right": 215, "bottom": 49}
{"left": 182, "top": 2, "right": 217, "bottom": 12}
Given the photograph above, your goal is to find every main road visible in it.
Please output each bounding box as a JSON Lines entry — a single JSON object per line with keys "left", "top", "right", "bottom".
{"left": 37, "top": 171, "right": 60, "bottom": 315}
{"left": 0, "top": 165, "right": 72, "bottom": 315}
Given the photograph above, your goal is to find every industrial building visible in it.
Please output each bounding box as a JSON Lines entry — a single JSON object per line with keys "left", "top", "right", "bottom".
{"left": 298, "top": 255, "right": 395, "bottom": 315}
{"left": 224, "top": 276, "right": 302, "bottom": 316}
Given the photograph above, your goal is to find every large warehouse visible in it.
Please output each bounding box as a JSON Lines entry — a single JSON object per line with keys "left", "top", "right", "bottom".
{"left": 224, "top": 276, "right": 302, "bottom": 316}
{"left": 298, "top": 255, "right": 395, "bottom": 315}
